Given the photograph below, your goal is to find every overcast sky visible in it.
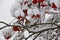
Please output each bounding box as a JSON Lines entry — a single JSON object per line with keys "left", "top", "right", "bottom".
{"left": 0, "top": 0, "right": 15, "bottom": 27}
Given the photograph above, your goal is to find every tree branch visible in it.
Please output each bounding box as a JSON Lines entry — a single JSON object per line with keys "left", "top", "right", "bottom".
{"left": 0, "top": 21, "right": 60, "bottom": 40}
{"left": 33, "top": 32, "right": 41, "bottom": 40}
{"left": 0, "top": 21, "right": 60, "bottom": 33}
{"left": 25, "top": 33, "right": 38, "bottom": 40}
{"left": 0, "top": 21, "right": 9, "bottom": 26}
{"left": 30, "top": 23, "right": 55, "bottom": 26}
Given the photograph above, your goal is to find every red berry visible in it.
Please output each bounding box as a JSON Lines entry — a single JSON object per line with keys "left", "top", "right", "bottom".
{"left": 17, "top": 16, "right": 22, "bottom": 20}
{"left": 52, "top": 3, "right": 57, "bottom": 9}
{"left": 37, "top": 0, "right": 44, "bottom": 2}
{"left": 13, "top": 26, "right": 20, "bottom": 31}
{"left": 32, "top": 15, "right": 35, "bottom": 18}
{"left": 6, "top": 36, "right": 11, "bottom": 39}
{"left": 32, "top": 0, "right": 37, "bottom": 4}
{"left": 35, "top": 14, "right": 40, "bottom": 19}
{"left": 5, "top": 34, "right": 11, "bottom": 39}
{"left": 41, "top": 4, "right": 47, "bottom": 7}
{"left": 24, "top": 1, "right": 28, "bottom": 5}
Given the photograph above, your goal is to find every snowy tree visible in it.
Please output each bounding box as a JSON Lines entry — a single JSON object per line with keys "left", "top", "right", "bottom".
{"left": 0, "top": 0, "right": 60, "bottom": 40}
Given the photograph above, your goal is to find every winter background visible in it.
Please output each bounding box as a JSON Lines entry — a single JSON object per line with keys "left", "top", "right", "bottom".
{"left": 0, "top": 0, "right": 15, "bottom": 26}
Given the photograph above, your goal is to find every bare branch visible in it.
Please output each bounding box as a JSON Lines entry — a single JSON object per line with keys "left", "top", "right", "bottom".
{"left": 33, "top": 32, "right": 41, "bottom": 40}
{"left": 25, "top": 33, "right": 38, "bottom": 40}
{"left": 30, "top": 23, "right": 55, "bottom": 26}
{"left": 9, "top": 18, "right": 16, "bottom": 24}
{"left": 0, "top": 21, "right": 9, "bottom": 25}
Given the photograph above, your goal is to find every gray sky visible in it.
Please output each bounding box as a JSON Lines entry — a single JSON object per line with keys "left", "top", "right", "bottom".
{"left": 0, "top": 0, "right": 15, "bottom": 27}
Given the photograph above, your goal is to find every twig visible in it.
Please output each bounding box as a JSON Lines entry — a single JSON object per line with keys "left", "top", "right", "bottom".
{"left": 9, "top": 18, "right": 16, "bottom": 24}
{"left": 0, "top": 26, "right": 8, "bottom": 30}
{"left": 0, "top": 21, "right": 8, "bottom": 25}
{"left": 30, "top": 23, "right": 55, "bottom": 26}
{"left": 25, "top": 33, "right": 37, "bottom": 40}
{"left": 33, "top": 32, "right": 41, "bottom": 40}
{"left": 54, "top": 24, "right": 60, "bottom": 28}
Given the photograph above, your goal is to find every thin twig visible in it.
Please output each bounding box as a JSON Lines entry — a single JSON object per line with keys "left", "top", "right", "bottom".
{"left": 33, "top": 32, "right": 41, "bottom": 40}
{"left": 30, "top": 23, "right": 55, "bottom": 26}
{"left": 9, "top": 18, "right": 16, "bottom": 24}
{"left": 25, "top": 33, "right": 37, "bottom": 40}
{"left": 0, "top": 21, "right": 8, "bottom": 25}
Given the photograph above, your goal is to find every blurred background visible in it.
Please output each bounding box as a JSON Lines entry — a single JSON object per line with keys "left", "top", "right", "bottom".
{"left": 0, "top": 0, "right": 15, "bottom": 27}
